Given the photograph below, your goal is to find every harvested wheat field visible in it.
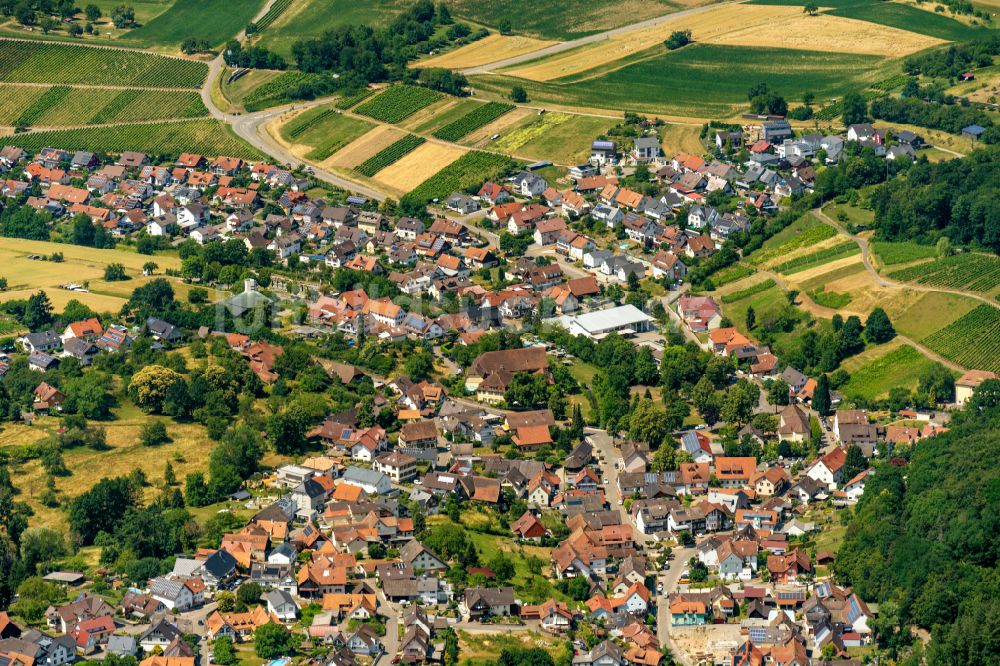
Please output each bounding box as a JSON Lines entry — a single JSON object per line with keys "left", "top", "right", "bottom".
{"left": 708, "top": 13, "right": 943, "bottom": 55}
{"left": 325, "top": 125, "right": 409, "bottom": 168}
{"left": 505, "top": 5, "right": 941, "bottom": 81}
{"left": 418, "top": 33, "right": 557, "bottom": 70}
{"left": 373, "top": 141, "right": 466, "bottom": 192}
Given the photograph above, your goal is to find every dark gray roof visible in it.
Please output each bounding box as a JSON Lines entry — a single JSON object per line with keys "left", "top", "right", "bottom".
{"left": 201, "top": 549, "right": 237, "bottom": 579}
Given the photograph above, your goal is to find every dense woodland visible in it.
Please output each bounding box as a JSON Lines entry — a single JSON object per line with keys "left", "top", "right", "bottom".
{"left": 836, "top": 380, "right": 1000, "bottom": 665}
{"left": 870, "top": 146, "right": 1000, "bottom": 251}
{"left": 279, "top": 0, "right": 475, "bottom": 98}
{"left": 903, "top": 35, "right": 1000, "bottom": 79}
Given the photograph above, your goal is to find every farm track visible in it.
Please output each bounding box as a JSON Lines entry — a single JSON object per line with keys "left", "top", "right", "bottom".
{"left": 0, "top": 35, "right": 206, "bottom": 61}
{"left": 457, "top": 0, "right": 747, "bottom": 75}
{"left": 753, "top": 263, "right": 967, "bottom": 372}
{"left": 813, "top": 208, "right": 1000, "bottom": 311}
{"left": 10, "top": 116, "right": 202, "bottom": 132}
{"left": 0, "top": 81, "right": 201, "bottom": 92}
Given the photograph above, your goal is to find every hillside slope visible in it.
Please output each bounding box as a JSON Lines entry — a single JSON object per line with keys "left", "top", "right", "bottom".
{"left": 836, "top": 386, "right": 1000, "bottom": 664}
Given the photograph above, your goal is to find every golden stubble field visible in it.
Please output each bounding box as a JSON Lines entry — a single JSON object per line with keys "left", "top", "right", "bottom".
{"left": 0, "top": 238, "right": 183, "bottom": 313}
{"left": 372, "top": 141, "right": 467, "bottom": 192}
{"left": 1, "top": 412, "right": 214, "bottom": 530}
{"left": 323, "top": 124, "right": 408, "bottom": 169}
{"left": 504, "top": 5, "right": 944, "bottom": 81}
{"left": 417, "top": 33, "right": 559, "bottom": 70}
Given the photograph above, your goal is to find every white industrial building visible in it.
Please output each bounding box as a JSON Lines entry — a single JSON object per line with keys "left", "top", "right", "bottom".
{"left": 551, "top": 304, "right": 655, "bottom": 340}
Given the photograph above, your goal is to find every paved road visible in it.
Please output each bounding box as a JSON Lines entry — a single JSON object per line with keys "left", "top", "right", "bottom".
{"left": 379, "top": 590, "right": 400, "bottom": 662}
{"left": 659, "top": 287, "right": 710, "bottom": 351}
{"left": 585, "top": 427, "right": 623, "bottom": 509}
{"left": 458, "top": 1, "right": 744, "bottom": 75}
{"left": 657, "top": 545, "right": 696, "bottom": 662}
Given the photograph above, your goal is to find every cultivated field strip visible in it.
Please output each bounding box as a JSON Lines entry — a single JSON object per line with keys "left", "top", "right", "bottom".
{"left": 9, "top": 120, "right": 263, "bottom": 158}
{"left": 433, "top": 102, "right": 514, "bottom": 141}
{"left": 406, "top": 150, "right": 512, "bottom": 202}
{"left": 354, "top": 85, "right": 444, "bottom": 123}
{"left": 255, "top": 0, "right": 294, "bottom": 30}
{"left": 0, "top": 84, "right": 207, "bottom": 127}
{"left": 0, "top": 39, "right": 207, "bottom": 88}
{"left": 888, "top": 253, "right": 1000, "bottom": 294}
{"left": 355, "top": 135, "right": 427, "bottom": 177}
{"left": 922, "top": 304, "right": 1000, "bottom": 372}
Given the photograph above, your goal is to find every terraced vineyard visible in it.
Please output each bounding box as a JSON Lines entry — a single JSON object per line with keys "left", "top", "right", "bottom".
{"left": 772, "top": 241, "right": 858, "bottom": 274}
{"left": 279, "top": 108, "right": 374, "bottom": 161}
{"left": 872, "top": 241, "right": 938, "bottom": 266}
{"left": 9, "top": 120, "right": 263, "bottom": 159}
{"left": 355, "top": 85, "right": 443, "bottom": 123}
{"left": 888, "top": 253, "right": 1000, "bottom": 294}
{"left": 721, "top": 279, "right": 776, "bottom": 304}
{"left": 255, "top": 0, "right": 294, "bottom": 30}
{"left": 406, "top": 151, "right": 513, "bottom": 202}
{"left": 241, "top": 71, "right": 325, "bottom": 111}
{"left": 284, "top": 108, "right": 338, "bottom": 139}
{"left": 923, "top": 305, "right": 1000, "bottom": 372}
{"left": 335, "top": 88, "right": 375, "bottom": 110}
{"left": 0, "top": 84, "right": 207, "bottom": 127}
{"left": 711, "top": 264, "right": 755, "bottom": 287}
{"left": 749, "top": 220, "right": 836, "bottom": 265}
{"left": 0, "top": 40, "right": 206, "bottom": 88}
{"left": 14, "top": 86, "right": 69, "bottom": 126}
{"left": 355, "top": 135, "right": 426, "bottom": 177}
{"left": 433, "top": 102, "right": 514, "bottom": 141}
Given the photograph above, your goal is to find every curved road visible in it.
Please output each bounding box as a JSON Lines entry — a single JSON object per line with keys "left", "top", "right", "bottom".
{"left": 813, "top": 208, "right": 1000, "bottom": 311}
{"left": 754, "top": 256, "right": 966, "bottom": 373}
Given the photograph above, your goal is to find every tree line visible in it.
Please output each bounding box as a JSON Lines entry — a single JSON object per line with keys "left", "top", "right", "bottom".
{"left": 836, "top": 379, "right": 1000, "bottom": 665}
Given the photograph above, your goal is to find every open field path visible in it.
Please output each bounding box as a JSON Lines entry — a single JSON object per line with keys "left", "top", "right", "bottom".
{"left": 813, "top": 208, "right": 1000, "bottom": 310}
{"left": 754, "top": 261, "right": 967, "bottom": 372}
{"left": 457, "top": 0, "right": 746, "bottom": 75}
{"left": 0, "top": 81, "right": 203, "bottom": 92}
{"left": 11, "top": 116, "right": 208, "bottom": 132}
{"left": 0, "top": 35, "right": 206, "bottom": 61}
{"left": 201, "top": 0, "right": 282, "bottom": 119}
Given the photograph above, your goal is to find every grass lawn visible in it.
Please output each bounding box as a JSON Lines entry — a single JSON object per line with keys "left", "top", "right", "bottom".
{"left": 5, "top": 402, "right": 215, "bottom": 531}
{"left": 839, "top": 341, "right": 949, "bottom": 401}
{"left": 124, "top": 0, "right": 265, "bottom": 47}
{"left": 472, "top": 44, "right": 893, "bottom": 118}
{"left": 568, "top": 394, "right": 592, "bottom": 420}
{"left": 870, "top": 241, "right": 938, "bottom": 267}
{"left": 823, "top": 202, "right": 874, "bottom": 228}
{"left": 892, "top": 291, "right": 981, "bottom": 341}
{"left": 566, "top": 359, "right": 598, "bottom": 386}
{"left": 0, "top": 239, "right": 182, "bottom": 314}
